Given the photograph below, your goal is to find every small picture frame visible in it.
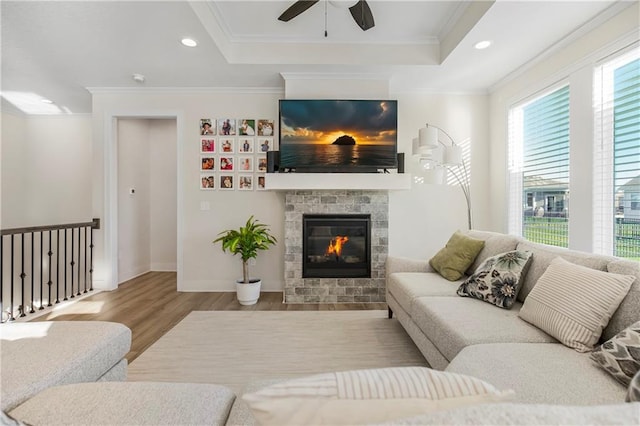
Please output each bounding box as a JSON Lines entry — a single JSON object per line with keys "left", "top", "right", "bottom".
{"left": 220, "top": 138, "right": 235, "bottom": 153}
{"left": 218, "top": 118, "right": 236, "bottom": 136}
{"left": 200, "top": 173, "right": 216, "bottom": 190}
{"left": 201, "top": 156, "right": 216, "bottom": 171}
{"left": 238, "top": 156, "right": 253, "bottom": 172}
{"left": 200, "top": 119, "right": 216, "bottom": 136}
{"left": 238, "top": 137, "right": 254, "bottom": 153}
{"left": 220, "top": 174, "right": 234, "bottom": 190}
{"left": 219, "top": 156, "right": 234, "bottom": 171}
{"left": 238, "top": 119, "right": 256, "bottom": 136}
{"left": 257, "top": 120, "right": 274, "bottom": 136}
{"left": 201, "top": 138, "right": 216, "bottom": 153}
{"left": 238, "top": 174, "right": 253, "bottom": 191}
{"left": 258, "top": 137, "right": 273, "bottom": 153}
{"left": 257, "top": 155, "right": 267, "bottom": 172}
{"left": 256, "top": 174, "right": 266, "bottom": 190}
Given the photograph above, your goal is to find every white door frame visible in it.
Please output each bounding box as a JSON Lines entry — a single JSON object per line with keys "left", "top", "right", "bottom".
{"left": 102, "top": 110, "right": 184, "bottom": 289}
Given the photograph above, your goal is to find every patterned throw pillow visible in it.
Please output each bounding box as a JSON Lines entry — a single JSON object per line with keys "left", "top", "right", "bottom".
{"left": 627, "top": 370, "right": 640, "bottom": 402}
{"left": 591, "top": 321, "right": 640, "bottom": 387}
{"left": 457, "top": 251, "right": 533, "bottom": 309}
{"left": 242, "top": 366, "right": 513, "bottom": 425}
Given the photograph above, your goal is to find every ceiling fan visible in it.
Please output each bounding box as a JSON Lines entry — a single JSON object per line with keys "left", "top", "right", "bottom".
{"left": 278, "top": 0, "right": 375, "bottom": 32}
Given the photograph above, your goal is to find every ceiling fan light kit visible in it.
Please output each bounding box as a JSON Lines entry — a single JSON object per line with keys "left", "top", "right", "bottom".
{"left": 278, "top": 0, "right": 374, "bottom": 33}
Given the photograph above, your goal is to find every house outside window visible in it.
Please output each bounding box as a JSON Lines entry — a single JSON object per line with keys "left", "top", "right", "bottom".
{"left": 594, "top": 48, "right": 640, "bottom": 261}
{"left": 509, "top": 85, "right": 570, "bottom": 248}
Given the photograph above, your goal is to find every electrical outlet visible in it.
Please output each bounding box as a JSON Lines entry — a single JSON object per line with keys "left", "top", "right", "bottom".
{"left": 249, "top": 258, "right": 256, "bottom": 266}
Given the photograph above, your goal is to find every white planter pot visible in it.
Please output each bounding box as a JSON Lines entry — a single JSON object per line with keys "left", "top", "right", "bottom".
{"left": 236, "top": 279, "right": 262, "bottom": 305}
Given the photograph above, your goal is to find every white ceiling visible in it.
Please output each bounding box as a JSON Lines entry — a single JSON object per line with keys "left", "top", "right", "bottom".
{"left": 1, "top": 0, "right": 634, "bottom": 114}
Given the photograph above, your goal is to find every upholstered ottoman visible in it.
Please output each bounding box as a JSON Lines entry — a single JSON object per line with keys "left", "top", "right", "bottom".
{"left": 1, "top": 321, "right": 131, "bottom": 411}
{"left": 9, "top": 382, "right": 236, "bottom": 425}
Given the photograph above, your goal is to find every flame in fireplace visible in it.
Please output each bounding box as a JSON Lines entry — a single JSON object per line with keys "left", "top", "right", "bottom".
{"left": 326, "top": 236, "right": 349, "bottom": 257}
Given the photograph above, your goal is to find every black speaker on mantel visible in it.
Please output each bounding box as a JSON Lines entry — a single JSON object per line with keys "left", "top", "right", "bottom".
{"left": 397, "top": 152, "right": 405, "bottom": 174}
{"left": 267, "top": 150, "right": 280, "bottom": 173}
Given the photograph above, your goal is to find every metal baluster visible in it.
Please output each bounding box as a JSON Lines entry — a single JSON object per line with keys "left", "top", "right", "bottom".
{"left": 84, "top": 227, "right": 88, "bottom": 293}
{"left": 70, "top": 228, "right": 75, "bottom": 298}
{"left": 64, "top": 229, "right": 68, "bottom": 301}
{"left": 89, "top": 225, "right": 94, "bottom": 291}
{"left": 29, "top": 232, "right": 35, "bottom": 313}
{"left": 55, "top": 230, "right": 60, "bottom": 304}
{"left": 39, "top": 232, "right": 44, "bottom": 309}
{"left": 75, "top": 227, "right": 81, "bottom": 296}
{"left": 10, "top": 235, "right": 15, "bottom": 321}
{"left": 1, "top": 236, "right": 4, "bottom": 321}
{"left": 20, "top": 234, "right": 26, "bottom": 317}
{"left": 47, "top": 231, "right": 53, "bottom": 307}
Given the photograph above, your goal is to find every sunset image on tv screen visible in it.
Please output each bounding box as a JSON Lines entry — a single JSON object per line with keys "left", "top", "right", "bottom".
{"left": 279, "top": 99, "right": 397, "bottom": 170}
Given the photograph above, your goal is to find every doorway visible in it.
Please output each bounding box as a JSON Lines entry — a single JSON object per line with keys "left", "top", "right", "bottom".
{"left": 115, "top": 118, "right": 178, "bottom": 285}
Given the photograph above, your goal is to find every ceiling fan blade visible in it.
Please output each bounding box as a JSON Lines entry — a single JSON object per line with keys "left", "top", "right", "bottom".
{"left": 278, "top": 0, "right": 320, "bottom": 22}
{"left": 349, "top": 0, "right": 375, "bottom": 31}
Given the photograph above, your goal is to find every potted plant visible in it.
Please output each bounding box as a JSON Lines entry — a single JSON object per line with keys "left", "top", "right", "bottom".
{"left": 213, "top": 215, "right": 277, "bottom": 305}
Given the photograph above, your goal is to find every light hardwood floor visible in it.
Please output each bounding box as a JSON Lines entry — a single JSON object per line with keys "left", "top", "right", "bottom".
{"left": 36, "top": 271, "right": 387, "bottom": 362}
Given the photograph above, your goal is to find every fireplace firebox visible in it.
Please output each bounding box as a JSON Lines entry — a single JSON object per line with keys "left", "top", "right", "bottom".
{"left": 302, "top": 214, "right": 371, "bottom": 278}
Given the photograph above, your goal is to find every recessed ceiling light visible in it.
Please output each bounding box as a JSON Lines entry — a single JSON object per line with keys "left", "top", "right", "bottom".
{"left": 474, "top": 40, "right": 492, "bottom": 50}
{"left": 181, "top": 38, "right": 197, "bottom": 47}
{"left": 41, "top": 99, "right": 53, "bottom": 104}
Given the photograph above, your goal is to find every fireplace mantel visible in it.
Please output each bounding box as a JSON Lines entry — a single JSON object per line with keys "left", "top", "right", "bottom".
{"left": 264, "top": 173, "right": 411, "bottom": 191}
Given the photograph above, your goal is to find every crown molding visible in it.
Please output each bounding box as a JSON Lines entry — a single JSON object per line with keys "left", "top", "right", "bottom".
{"left": 279, "top": 72, "right": 392, "bottom": 81}
{"left": 391, "top": 87, "right": 489, "bottom": 96}
{"left": 86, "top": 86, "right": 284, "bottom": 95}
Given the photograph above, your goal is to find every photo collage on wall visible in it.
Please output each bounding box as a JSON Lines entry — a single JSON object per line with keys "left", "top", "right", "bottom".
{"left": 199, "top": 118, "right": 275, "bottom": 191}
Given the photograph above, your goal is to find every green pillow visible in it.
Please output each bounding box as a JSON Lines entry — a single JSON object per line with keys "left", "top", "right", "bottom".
{"left": 429, "top": 231, "right": 485, "bottom": 281}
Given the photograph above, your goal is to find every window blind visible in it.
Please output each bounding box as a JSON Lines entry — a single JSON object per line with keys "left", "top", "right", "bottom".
{"left": 593, "top": 47, "right": 640, "bottom": 259}
{"left": 508, "top": 85, "right": 570, "bottom": 247}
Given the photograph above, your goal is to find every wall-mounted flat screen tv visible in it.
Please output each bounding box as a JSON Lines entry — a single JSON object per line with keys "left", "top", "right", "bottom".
{"left": 279, "top": 99, "right": 398, "bottom": 173}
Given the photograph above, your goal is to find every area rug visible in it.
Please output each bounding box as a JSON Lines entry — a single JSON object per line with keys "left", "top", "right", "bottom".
{"left": 128, "top": 310, "right": 427, "bottom": 393}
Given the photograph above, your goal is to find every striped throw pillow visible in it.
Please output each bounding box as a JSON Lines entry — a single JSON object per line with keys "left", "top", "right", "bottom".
{"left": 519, "top": 257, "right": 634, "bottom": 352}
{"left": 242, "top": 367, "right": 513, "bottom": 425}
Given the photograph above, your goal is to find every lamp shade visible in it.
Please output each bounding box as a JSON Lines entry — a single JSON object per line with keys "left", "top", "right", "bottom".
{"left": 444, "top": 145, "right": 462, "bottom": 165}
{"left": 418, "top": 126, "right": 439, "bottom": 151}
{"left": 411, "top": 137, "right": 420, "bottom": 158}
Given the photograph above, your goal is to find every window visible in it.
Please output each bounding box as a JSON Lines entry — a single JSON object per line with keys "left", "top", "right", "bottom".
{"left": 594, "top": 48, "right": 640, "bottom": 261}
{"left": 508, "top": 85, "right": 570, "bottom": 247}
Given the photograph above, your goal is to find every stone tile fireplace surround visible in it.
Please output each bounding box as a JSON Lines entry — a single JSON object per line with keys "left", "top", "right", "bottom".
{"left": 284, "top": 190, "right": 388, "bottom": 303}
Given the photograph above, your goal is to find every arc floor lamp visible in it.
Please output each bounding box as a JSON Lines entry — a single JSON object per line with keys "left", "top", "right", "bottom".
{"left": 412, "top": 124, "right": 472, "bottom": 230}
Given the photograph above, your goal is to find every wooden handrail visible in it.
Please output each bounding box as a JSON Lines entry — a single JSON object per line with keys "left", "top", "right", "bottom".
{"left": 1, "top": 218, "right": 100, "bottom": 236}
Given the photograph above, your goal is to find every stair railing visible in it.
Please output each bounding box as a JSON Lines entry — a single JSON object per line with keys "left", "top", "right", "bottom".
{"left": 1, "top": 218, "right": 100, "bottom": 322}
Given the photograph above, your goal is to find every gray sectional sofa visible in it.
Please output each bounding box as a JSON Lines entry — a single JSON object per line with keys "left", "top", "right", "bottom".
{"left": 386, "top": 230, "right": 640, "bottom": 407}
{"left": 3, "top": 231, "right": 638, "bottom": 425}
{"left": 0, "top": 321, "right": 131, "bottom": 412}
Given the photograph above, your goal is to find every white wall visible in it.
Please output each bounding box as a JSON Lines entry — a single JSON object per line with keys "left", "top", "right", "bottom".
{"left": 149, "top": 119, "right": 178, "bottom": 271}
{"left": 1, "top": 112, "right": 92, "bottom": 228}
{"left": 389, "top": 92, "right": 490, "bottom": 259}
{"left": 488, "top": 2, "right": 639, "bottom": 252}
{"left": 91, "top": 86, "right": 489, "bottom": 291}
{"left": 1, "top": 112, "right": 27, "bottom": 227}
{"left": 117, "top": 119, "right": 151, "bottom": 282}
{"left": 91, "top": 91, "right": 286, "bottom": 292}
{"left": 117, "top": 118, "right": 177, "bottom": 283}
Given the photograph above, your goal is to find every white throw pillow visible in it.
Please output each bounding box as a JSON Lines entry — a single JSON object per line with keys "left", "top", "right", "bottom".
{"left": 242, "top": 366, "right": 514, "bottom": 425}
{"left": 519, "top": 257, "right": 634, "bottom": 352}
